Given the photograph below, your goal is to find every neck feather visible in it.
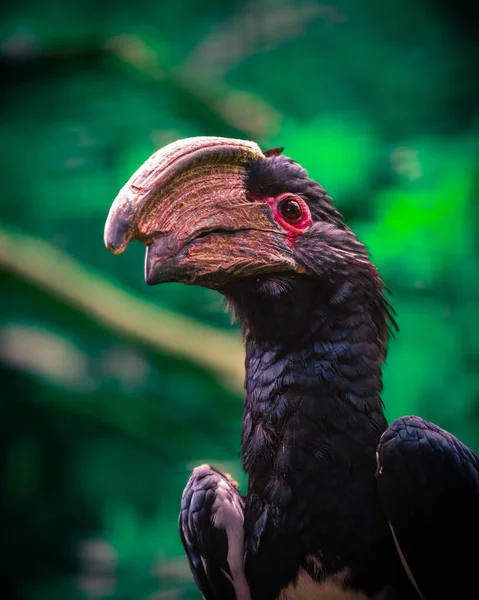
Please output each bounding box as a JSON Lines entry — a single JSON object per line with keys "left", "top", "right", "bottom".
{"left": 226, "top": 274, "right": 406, "bottom": 598}
{"left": 226, "top": 274, "right": 390, "bottom": 483}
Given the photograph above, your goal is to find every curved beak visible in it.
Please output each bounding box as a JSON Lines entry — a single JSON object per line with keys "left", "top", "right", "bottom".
{"left": 104, "top": 136, "right": 264, "bottom": 255}
{"left": 104, "top": 136, "right": 298, "bottom": 287}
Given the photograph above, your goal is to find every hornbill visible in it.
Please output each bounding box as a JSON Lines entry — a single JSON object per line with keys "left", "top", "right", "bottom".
{"left": 104, "top": 136, "right": 479, "bottom": 599}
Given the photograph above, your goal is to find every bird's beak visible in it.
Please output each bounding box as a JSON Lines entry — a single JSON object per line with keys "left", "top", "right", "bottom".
{"left": 104, "top": 136, "right": 297, "bottom": 287}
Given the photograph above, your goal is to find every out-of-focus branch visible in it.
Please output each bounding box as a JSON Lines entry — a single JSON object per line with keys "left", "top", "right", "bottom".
{"left": 182, "top": 0, "right": 345, "bottom": 78}
{"left": 105, "top": 34, "right": 281, "bottom": 139}
{"left": 171, "top": 0, "right": 345, "bottom": 137}
{"left": 0, "top": 227, "right": 245, "bottom": 392}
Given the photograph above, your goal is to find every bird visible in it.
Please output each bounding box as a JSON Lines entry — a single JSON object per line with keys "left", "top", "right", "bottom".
{"left": 104, "top": 136, "right": 479, "bottom": 599}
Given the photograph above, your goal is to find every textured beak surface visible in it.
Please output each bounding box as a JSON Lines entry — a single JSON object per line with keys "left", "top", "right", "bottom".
{"left": 104, "top": 136, "right": 264, "bottom": 254}
{"left": 104, "top": 136, "right": 297, "bottom": 286}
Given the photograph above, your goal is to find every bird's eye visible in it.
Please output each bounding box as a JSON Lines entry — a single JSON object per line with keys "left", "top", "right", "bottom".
{"left": 278, "top": 197, "right": 303, "bottom": 223}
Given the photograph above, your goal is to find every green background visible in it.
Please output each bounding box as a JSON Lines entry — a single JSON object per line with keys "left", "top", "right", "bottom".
{"left": 1, "top": 1, "right": 478, "bottom": 598}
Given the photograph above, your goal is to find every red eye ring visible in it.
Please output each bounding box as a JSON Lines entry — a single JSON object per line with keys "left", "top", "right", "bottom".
{"left": 272, "top": 194, "right": 311, "bottom": 236}
{"left": 278, "top": 197, "right": 303, "bottom": 223}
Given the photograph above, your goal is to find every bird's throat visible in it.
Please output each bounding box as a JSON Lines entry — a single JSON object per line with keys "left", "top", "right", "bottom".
{"left": 227, "top": 274, "right": 389, "bottom": 494}
{"left": 224, "top": 275, "right": 396, "bottom": 594}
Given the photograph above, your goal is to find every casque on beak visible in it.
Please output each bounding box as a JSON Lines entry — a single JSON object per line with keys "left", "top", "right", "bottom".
{"left": 104, "top": 136, "right": 264, "bottom": 253}
{"left": 104, "top": 136, "right": 298, "bottom": 287}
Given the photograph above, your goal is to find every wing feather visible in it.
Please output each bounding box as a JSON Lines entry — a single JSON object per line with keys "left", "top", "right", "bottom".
{"left": 376, "top": 416, "right": 479, "bottom": 599}
{"left": 179, "top": 465, "right": 251, "bottom": 600}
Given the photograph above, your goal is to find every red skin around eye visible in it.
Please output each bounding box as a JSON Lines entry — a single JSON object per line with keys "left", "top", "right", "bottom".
{"left": 254, "top": 193, "right": 312, "bottom": 244}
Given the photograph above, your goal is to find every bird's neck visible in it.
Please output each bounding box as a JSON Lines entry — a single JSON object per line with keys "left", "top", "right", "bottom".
{"left": 227, "top": 275, "right": 389, "bottom": 485}
{"left": 226, "top": 275, "right": 405, "bottom": 597}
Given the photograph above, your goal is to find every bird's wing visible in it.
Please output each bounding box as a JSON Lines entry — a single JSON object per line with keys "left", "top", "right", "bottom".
{"left": 179, "top": 464, "right": 251, "bottom": 600}
{"left": 376, "top": 416, "right": 479, "bottom": 599}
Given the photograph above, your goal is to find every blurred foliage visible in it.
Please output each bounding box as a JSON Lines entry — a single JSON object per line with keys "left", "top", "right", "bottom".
{"left": 0, "top": 0, "right": 478, "bottom": 598}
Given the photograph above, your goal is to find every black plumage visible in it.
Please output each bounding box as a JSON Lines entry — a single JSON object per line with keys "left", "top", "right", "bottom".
{"left": 104, "top": 137, "right": 479, "bottom": 600}
{"left": 376, "top": 416, "right": 479, "bottom": 599}
{"left": 179, "top": 466, "right": 247, "bottom": 599}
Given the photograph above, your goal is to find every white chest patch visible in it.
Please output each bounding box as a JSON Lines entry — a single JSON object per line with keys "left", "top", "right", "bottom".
{"left": 278, "top": 569, "right": 391, "bottom": 600}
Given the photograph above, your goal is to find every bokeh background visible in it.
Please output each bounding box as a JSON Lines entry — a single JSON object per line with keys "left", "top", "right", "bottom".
{"left": 1, "top": 1, "right": 478, "bottom": 598}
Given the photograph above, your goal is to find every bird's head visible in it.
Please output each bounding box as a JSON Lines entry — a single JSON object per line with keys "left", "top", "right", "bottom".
{"left": 104, "top": 136, "right": 375, "bottom": 301}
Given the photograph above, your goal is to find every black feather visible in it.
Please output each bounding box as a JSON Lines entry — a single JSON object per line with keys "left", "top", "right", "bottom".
{"left": 178, "top": 148, "right": 476, "bottom": 600}
{"left": 179, "top": 466, "right": 247, "bottom": 600}
{"left": 377, "top": 417, "right": 479, "bottom": 599}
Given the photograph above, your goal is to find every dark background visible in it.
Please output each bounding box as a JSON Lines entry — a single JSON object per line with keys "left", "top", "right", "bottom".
{"left": 1, "top": 1, "right": 478, "bottom": 598}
